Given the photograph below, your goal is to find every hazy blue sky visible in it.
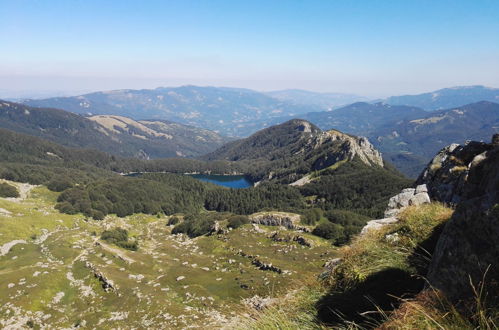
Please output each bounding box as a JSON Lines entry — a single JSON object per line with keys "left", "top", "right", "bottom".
{"left": 1, "top": 0, "right": 498, "bottom": 97}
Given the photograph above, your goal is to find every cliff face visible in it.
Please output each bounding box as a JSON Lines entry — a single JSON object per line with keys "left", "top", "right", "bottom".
{"left": 317, "top": 130, "right": 384, "bottom": 168}
{"left": 422, "top": 134, "right": 499, "bottom": 302}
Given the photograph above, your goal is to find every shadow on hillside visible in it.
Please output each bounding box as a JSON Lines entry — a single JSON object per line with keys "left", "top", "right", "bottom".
{"left": 315, "top": 268, "right": 424, "bottom": 327}
{"left": 315, "top": 222, "right": 447, "bottom": 328}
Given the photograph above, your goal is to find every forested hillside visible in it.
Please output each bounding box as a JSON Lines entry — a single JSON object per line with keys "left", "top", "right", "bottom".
{"left": 0, "top": 100, "right": 228, "bottom": 159}
{"left": 0, "top": 121, "right": 411, "bottom": 242}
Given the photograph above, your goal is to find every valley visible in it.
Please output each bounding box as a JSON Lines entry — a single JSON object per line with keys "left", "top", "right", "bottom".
{"left": 2, "top": 2, "right": 499, "bottom": 328}
{"left": 0, "top": 182, "right": 333, "bottom": 328}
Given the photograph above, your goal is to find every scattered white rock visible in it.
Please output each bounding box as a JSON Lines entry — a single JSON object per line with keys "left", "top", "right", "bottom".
{"left": 176, "top": 276, "right": 185, "bottom": 281}
{"left": 0, "top": 240, "right": 27, "bottom": 257}
{"left": 51, "top": 292, "right": 65, "bottom": 304}
{"left": 361, "top": 217, "right": 399, "bottom": 235}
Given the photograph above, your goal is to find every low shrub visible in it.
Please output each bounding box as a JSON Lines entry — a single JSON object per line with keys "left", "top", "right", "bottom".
{"left": 312, "top": 222, "right": 344, "bottom": 241}
{"left": 227, "top": 215, "right": 249, "bottom": 229}
{"left": 167, "top": 216, "right": 180, "bottom": 226}
{"left": 101, "top": 227, "right": 138, "bottom": 251}
{"left": 171, "top": 214, "right": 215, "bottom": 238}
{"left": 0, "top": 182, "right": 19, "bottom": 198}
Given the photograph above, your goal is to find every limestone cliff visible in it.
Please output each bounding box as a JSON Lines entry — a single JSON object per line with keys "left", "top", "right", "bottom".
{"left": 313, "top": 130, "right": 384, "bottom": 168}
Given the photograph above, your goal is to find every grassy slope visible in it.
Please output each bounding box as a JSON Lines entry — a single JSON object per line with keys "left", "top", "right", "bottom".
{"left": 242, "top": 203, "right": 456, "bottom": 329}
{"left": 0, "top": 181, "right": 335, "bottom": 329}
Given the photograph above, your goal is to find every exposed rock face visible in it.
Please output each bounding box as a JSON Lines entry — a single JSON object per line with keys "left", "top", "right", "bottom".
{"left": 0, "top": 240, "right": 26, "bottom": 257}
{"left": 251, "top": 259, "right": 282, "bottom": 274}
{"left": 360, "top": 184, "right": 431, "bottom": 235}
{"left": 360, "top": 217, "right": 399, "bottom": 235}
{"left": 384, "top": 185, "right": 431, "bottom": 217}
{"left": 85, "top": 261, "right": 118, "bottom": 292}
{"left": 315, "top": 130, "right": 384, "bottom": 168}
{"left": 426, "top": 135, "right": 499, "bottom": 302}
{"left": 249, "top": 212, "right": 300, "bottom": 229}
{"left": 267, "top": 231, "right": 313, "bottom": 247}
{"left": 416, "top": 140, "right": 493, "bottom": 205}
{"left": 242, "top": 295, "right": 275, "bottom": 311}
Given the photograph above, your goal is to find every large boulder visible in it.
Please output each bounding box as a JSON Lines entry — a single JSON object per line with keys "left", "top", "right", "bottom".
{"left": 249, "top": 212, "right": 301, "bottom": 229}
{"left": 417, "top": 140, "right": 493, "bottom": 205}
{"left": 426, "top": 135, "right": 499, "bottom": 302}
{"left": 384, "top": 185, "right": 430, "bottom": 218}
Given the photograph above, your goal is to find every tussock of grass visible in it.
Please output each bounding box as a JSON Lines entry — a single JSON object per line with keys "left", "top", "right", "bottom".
{"left": 381, "top": 277, "right": 498, "bottom": 330}
{"left": 237, "top": 279, "right": 328, "bottom": 330}
{"left": 314, "top": 203, "right": 454, "bottom": 327}
{"left": 326, "top": 203, "right": 453, "bottom": 291}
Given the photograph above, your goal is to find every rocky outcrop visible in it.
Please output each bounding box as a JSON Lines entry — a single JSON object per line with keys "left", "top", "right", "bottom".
{"left": 242, "top": 295, "right": 275, "bottom": 311}
{"left": 360, "top": 217, "right": 399, "bottom": 235}
{"left": 249, "top": 212, "right": 301, "bottom": 229}
{"left": 0, "top": 240, "right": 27, "bottom": 257}
{"left": 315, "top": 130, "right": 384, "bottom": 168}
{"left": 360, "top": 184, "right": 431, "bottom": 235}
{"left": 208, "top": 221, "right": 228, "bottom": 236}
{"left": 85, "top": 261, "right": 118, "bottom": 292}
{"left": 416, "top": 138, "right": 494, "bottom": 205}
{"left": 426, "top": 134, "right": 499, "bottom": 302}
{"left": 268, "top": 231, "right": 313, "bottom": 247}
{"left": 251, "top": 259, "right": 282, "bottom": 274}
{"left": 384, "top": 185, "right": 431, "bottom": 218}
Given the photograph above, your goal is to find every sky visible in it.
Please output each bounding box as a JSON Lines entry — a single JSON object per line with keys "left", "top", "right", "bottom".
{"left": 1, "top": 0, "right": 499, "bottom": 98}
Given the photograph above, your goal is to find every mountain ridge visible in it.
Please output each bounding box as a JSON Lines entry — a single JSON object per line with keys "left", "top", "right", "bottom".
{"left": 0, "top": 100, "right": 229, "bottom": 159}
{"left": 383, "top": 85, "right": 499, "bottom": 110}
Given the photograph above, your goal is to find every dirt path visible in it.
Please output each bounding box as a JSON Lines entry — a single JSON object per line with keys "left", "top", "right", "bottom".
{"left": 98, "top": 241, "right": 135, "bottom": 264}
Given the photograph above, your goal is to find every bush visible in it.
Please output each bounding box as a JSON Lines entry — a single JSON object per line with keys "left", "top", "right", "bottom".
{"left": 100, "top": 227, "right": 138, "bottom": 251}
{"left": 116, "top": 240, "right": 138, "bottom": 251}
{"left": 46, "top": 176, "right": 73, "bottom": 192}
{"left": 0, "top": 182, "right": 19, "bottom": 198}
{"left": 312, "top": 222, "right": 344, "bottom": 241}
{"left": 91, "top": 210, "right": 105, "bottom": 220}
{"left": 171, "top": 214, "right": 215, "bottom": 238}
{"left": 301, "top": 208, "right": 323, "bottom": 225}
{"left": 227, "top": 215, "right": 249, "bottom": 229}
{"left": 167, "top": 216, "right": 180, "bottom": 226}
{"left": 55, "top": 202, "right": 77, "bottom": 214}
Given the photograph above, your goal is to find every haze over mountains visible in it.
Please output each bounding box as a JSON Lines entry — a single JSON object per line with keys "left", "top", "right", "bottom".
{"left": 265, "top": 89, "right": 368, "bottom": 109}
{"left": 23, "top": 86, "right": 323, "bottom": 136}
{"left": 383, "top": 85, "right": 499, "bottom": 110}
{"left": 8, "top": 84, "right": 499, "bottom": 176}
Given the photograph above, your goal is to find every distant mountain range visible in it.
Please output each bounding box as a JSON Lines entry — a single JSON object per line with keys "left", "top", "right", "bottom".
{"left": 300, "top": 102, "right": 428, "bottom": 137}
{"left": 373, "top": 101, "right": 499, "bottom": 174}
{"left": 23, "top": 86, "right": 323, "bottom": 136}
{"left": 383, "top": 85, "right": 499, "bottom": 110}
{"left": 17, "top": 84, "right": 499, "bottom": 176}
{"left": 265, "top": 89, "right": 367, "bottom": 109}
{"left": 297, "top": 101, "right": 499, "bottom": 177}
{"left": 0, "top": 100, "right": 228, "bottom": 159}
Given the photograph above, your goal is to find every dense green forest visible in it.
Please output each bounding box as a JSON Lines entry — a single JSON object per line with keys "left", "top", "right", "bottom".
{"left": 0, "top": 126, "right": 412, "bottom": 244}
{"left": 56, "top": 174, "right": 208, "bottom": 219}
{"left": 298, "top": 159, "right": 412, "bottom": 218}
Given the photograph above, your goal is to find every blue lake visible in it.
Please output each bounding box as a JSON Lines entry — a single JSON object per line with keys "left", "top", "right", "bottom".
{"left": 188, "top": 174, "right": 253, "bottom": 189}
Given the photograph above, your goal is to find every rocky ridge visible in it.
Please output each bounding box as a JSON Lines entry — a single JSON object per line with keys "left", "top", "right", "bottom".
{"left": 355, "top": 134, "right": 499, "bottom": 304}
{"left": 424, "top": 134, "right": 499, "bottom": 302}
{"left": 315, "top": 129, "right": 384, "bottom": 168}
